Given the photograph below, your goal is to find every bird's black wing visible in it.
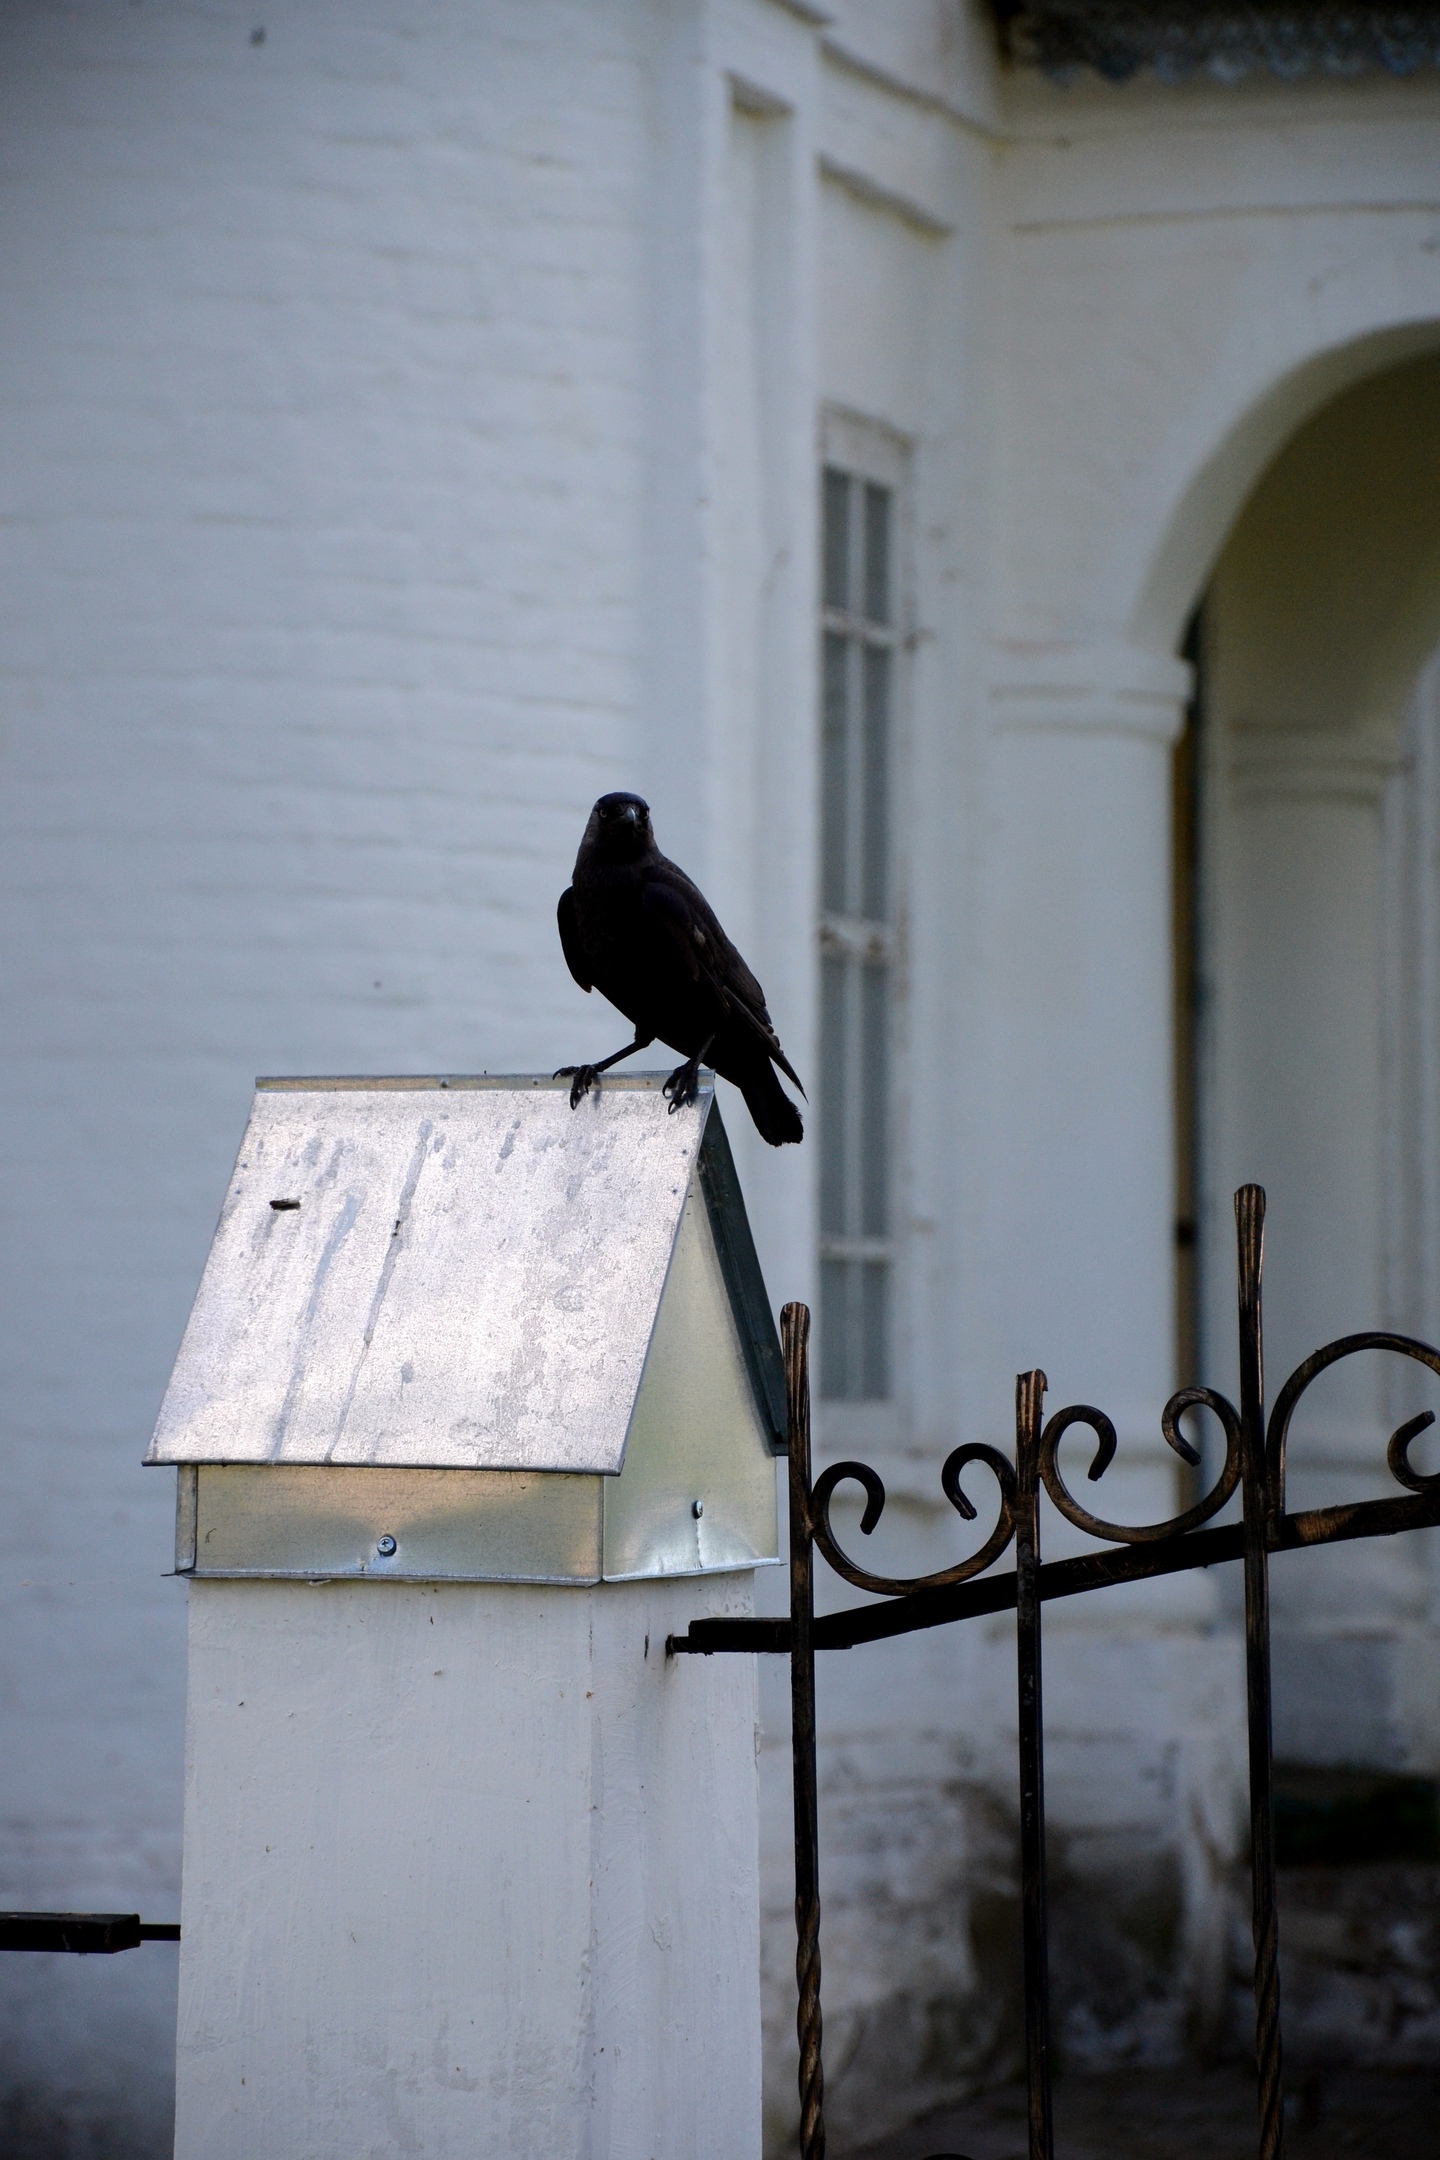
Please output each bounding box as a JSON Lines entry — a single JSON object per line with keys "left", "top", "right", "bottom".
{"left": 640, "top": 866, "right": 805, "bottom": 1098}
{"left": 557, "top": 887, "right": 591, "bottom": 993}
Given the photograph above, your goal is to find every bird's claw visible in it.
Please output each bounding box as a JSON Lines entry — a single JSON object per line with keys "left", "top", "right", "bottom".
{"left": 554, "top": 1064, "right": 599, "bottom": 1110}
{"left": 663, "top": 1059, "right": 701, "bottom": 1114}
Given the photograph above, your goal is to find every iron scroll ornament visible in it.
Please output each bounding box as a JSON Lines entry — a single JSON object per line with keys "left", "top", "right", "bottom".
{"left": 675, "top": 1191, "right": 1440, "bottom": 2160}
{"left": 1040, "top": 1385, "right": 1241, "bottom": 1544}
{"left": 799, "top": 1331, "right": 1440, "bottom": 2160}
{"left": 1265, "top": 1329, "right": 1440, "bottom": 1526}
{"left": 809, "top": 1346, "right": 1438, "bottom": 1591}
{"left": 809, "top": 1445, "right": 1017, "bottom": 1598}
{"left": 807, "top": 1386, "right": 1244, "bottom": 1596}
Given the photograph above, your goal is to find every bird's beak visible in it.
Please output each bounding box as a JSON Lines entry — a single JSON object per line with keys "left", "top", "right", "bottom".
{"left": 620, "top": 804, "right": 640, "bottom": 826}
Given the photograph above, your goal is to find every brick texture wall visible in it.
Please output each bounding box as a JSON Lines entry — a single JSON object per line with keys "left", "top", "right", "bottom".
{"left": 0, "top": 5, "right": 655, "bottom": 2143}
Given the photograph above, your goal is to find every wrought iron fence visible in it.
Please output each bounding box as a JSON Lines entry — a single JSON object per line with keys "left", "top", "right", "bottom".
{"left": 672, "top": 1185, "right": 1440, "bottom": 2160}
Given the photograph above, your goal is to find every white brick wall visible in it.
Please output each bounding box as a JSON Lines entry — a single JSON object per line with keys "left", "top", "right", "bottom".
{"left": 0, "top": 3, "right": 659, "bottom": 2140}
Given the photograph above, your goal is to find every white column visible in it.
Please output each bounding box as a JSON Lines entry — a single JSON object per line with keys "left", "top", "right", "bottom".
{"left": 981, "top": 642, "right": 1189, "bottom": 1522}
{"left": 1213, "top": 724, "right": 1396, "bottom": 1396}
{"left": 976, "top": 640, "right": 1248, "bottom": 2053}
{"left": 1210, "top": 718, "right": 1436, "bottom": 1766}
{"left": 174, "top": 1573, "right": 761, "bottom": 2160}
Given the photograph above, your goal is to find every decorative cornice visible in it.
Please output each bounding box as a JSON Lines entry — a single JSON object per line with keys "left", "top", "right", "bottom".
{"left": 1230, "top": 724, "right": 1402, "bottom": 803}
{"left": 818, "top": 33, "right": 1007, "bottom": 142}
{"left": 762, "top": 0, "right": 834, "bottom": 27}
{"left": 817, "top": 155, "right": 954, "bottom": 237}
{"left": 990, "top": 642, "right": 1193, "bottom": 744}
{"left": 730, "top": 73, "right": 795, "bottom": 119}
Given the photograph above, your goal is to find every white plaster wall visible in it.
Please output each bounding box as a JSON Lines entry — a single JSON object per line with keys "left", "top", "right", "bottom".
{"left": 994, "top": 71, "right": 1440, "bottom": 654}
{"left": 986, "top": 75, "right": 1440, "bottom": 1483}
{"left": 765, "top": 45, "right": 1440, "bottom": 2152}
{"left": 755, "top": 34, "right": 1247, "bottom": 2150}
{"left": 967, "top": 73, "right": 1440, "bottom": 2108}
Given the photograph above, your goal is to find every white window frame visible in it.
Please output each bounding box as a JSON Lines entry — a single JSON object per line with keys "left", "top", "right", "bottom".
{"left": 817, "top": 409, "right": 912, "bottom": 1440}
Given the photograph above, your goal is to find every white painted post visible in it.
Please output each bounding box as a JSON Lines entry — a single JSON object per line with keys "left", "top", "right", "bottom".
{"left": 174, "top": 1573, "right": 762, "bottom": 2160}
{"left": 153, "top": 1078, "right": 780, "bottom": 2160}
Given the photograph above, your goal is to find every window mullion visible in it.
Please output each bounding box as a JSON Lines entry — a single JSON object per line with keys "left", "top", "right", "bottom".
{"left": 819, "top": 452, "right": 899, "bottom": 1404}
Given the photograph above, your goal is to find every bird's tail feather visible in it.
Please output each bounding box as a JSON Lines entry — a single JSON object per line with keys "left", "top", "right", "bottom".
{"left": 740, "top": 1061, "right": 804, "bottom": 1147}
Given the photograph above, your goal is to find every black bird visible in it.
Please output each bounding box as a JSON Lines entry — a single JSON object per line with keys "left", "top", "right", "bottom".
{"left": 556, "top": 792, "right": 804, "bottom": 1146}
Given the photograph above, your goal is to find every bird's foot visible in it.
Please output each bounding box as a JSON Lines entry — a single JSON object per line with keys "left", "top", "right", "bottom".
{"left": 554, "top": 1063, "right": 600, "bottom": 1110}
{"left": 663, "top": 1057, "right": 703, "bottom": 1114}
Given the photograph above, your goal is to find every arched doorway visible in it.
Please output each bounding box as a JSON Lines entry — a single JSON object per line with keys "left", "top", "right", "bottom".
{"left": 1191, "top": 353, "right": 1440, "bottom": 1775}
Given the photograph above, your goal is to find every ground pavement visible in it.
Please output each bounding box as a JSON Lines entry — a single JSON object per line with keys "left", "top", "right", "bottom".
{"left": 841, "top": 2064, "right": 1440, "bottom": 2160}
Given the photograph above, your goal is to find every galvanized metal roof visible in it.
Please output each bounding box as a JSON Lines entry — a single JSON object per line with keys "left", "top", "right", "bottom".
{"left": 147, "top": 1075, "right": 781, "bottom": 1474}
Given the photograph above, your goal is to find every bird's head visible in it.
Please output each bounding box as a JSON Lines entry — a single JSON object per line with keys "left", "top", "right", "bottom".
{"left": 582, "top": 791, "right": 654, "bottom": 864}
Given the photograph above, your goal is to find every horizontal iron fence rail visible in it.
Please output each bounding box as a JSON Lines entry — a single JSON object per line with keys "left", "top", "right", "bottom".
{"left": 667, "top": 1484, "right": 1440, "bottom": 1657}
{"left": 0, "top": 1915, "right": 179, "bottom": 1953}
{"left": 676, "top": 1186, "right": 1440, "bottom": 2160}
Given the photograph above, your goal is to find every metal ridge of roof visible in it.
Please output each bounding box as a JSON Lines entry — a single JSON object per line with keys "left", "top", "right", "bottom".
{"left": 255, "top": 1071, "right": 696, "bottom": 1091}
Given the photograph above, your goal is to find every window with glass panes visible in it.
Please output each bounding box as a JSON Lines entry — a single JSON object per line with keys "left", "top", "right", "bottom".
{"left": 819, "top": 463, "right": 895, "bottom": 1402}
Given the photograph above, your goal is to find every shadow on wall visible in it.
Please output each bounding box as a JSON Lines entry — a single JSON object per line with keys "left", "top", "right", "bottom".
{"left": 762, "top": 1777, "right": 1019, "bottom": 2157}
{"left": 762, "top": 1779, "right": 1248, "bottom": 2158}
{"left": 797, "top": 1786, "right": 1440, "bottom": 2157}
{"left": 0, "top": 1950, "right": 177, "bottom": 2160}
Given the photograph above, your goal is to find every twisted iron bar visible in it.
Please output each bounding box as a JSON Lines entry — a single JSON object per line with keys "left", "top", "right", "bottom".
{"left": 769, "top": 1187, "right": 1440, "bottom": 2160}
{"left": 1016, "top": 1194, "right": 1440, "bottom": 2160}
{"left": 1014, "top": 1370, "right": 1053, "bottom": 2160}
{"left": 783, "top": 1302, "right": 825, "bottom": 2160}
{"left": 1231, "top": 1186, "right": 1283, "bottom": 2160}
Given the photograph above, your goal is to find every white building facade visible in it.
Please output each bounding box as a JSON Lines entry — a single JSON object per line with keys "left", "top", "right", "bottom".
{"left": 3, "top": 2, "right": 1440, "bottom": 2151}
